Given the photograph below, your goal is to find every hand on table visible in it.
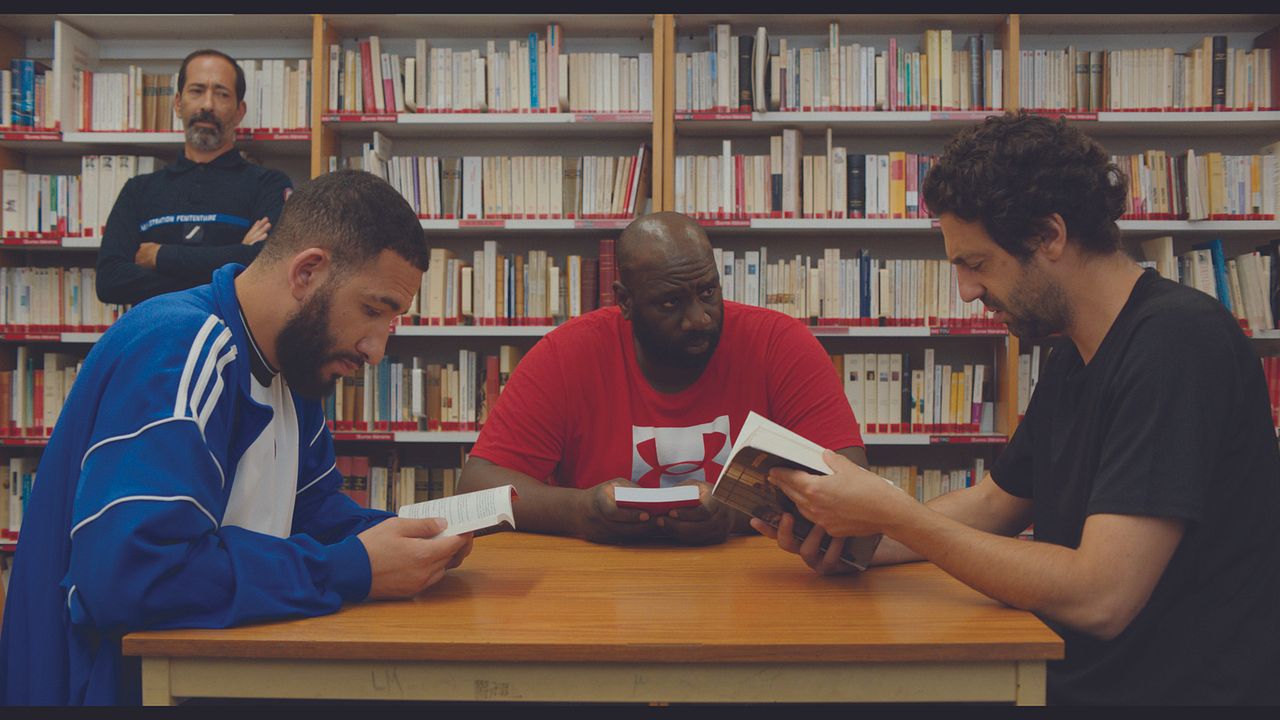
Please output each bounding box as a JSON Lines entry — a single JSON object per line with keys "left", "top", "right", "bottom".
{"left": 359, "top": 516, "right": 473, "bottom": 599}
{"left": 655, "top": 479, "right": 736, "bottom": 546}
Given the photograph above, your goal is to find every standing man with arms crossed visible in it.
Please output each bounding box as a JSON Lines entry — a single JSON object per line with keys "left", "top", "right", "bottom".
{"left": 758, "top": 112, "right": 1280, "bottom": 705}
{"left": 96, "top": 49, "right": 291, "bottom": 307}
{"left": 1, "top": 171, "right": 472, "bottom": 706}
{"left": 458, "top": 211, "right": 867, "bottom": 545}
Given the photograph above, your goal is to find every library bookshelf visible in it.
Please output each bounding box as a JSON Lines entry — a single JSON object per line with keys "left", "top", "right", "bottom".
{"left": 2, "top": 12, "right": 1279, "bottom": 555}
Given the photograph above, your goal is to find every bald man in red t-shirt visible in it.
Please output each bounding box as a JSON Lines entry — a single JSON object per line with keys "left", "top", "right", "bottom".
{"left": 459, "top": 212, "right": 867, "bottom": 546}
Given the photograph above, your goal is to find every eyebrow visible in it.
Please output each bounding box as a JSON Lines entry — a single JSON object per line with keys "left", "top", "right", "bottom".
{"left": 186, "top": 81, "right": 233, "bottom": 92}
{"left": 950, "top": 254, "right": 984, "bottom": 267}
{"left": 371, "top": 294, "right": 407, "bottom": 314}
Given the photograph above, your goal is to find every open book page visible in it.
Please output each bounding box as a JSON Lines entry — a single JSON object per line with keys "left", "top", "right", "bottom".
{"left": 712, "top": 412, "right": 883, "bottom": 570}
{"left": 397, "top": 484, "right": 517, "bottom": 536}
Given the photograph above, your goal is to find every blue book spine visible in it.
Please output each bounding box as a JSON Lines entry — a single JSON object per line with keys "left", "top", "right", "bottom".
{"left": 1194, "top": 238, "right": 1232, "bottom": 313}
{"left": 12, "top": 59, "right": 35, "bottom": 127}
{"left": 378, "top": 358, "right": 391, "bottom": 423}
{"left": 859, "top": 249, "right": 872, "bottom": 317}
{"left": 706, "top": 27, "right": 716, "bottom": 105}
{"left": 528, "top": 33, "right": 539, "bottom": 109}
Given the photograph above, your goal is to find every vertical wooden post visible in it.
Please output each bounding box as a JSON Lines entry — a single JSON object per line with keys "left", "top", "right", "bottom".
{"left": 140, "top": 658, "right": 177, "bottom": 706}
{"left": 660, "top": 14, "right": 676, "bottom": 212}
{"left": 310, "top": 15, "right": 339, "bottom": 179}
{"left": 650, "top": 15, "right": 665, "bottom": 213}
{"left": 997, "top": 13, "right": 1021, "bottom": 437}
{"left": 0, "top": 24, "right": 26, "bottom": 173}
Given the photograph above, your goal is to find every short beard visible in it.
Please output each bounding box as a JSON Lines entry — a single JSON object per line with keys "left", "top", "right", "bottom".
{"left": 275, "top": 285, "right": 362, "bottom": 399}
{"left": 631, "top": 317, "right": 721, "bottom": 371}
{"left": 995, "top": 263, "right": 1072, "bottom": 342}
{"left": 185, "top": 111, "right": 227, "bottom": 152}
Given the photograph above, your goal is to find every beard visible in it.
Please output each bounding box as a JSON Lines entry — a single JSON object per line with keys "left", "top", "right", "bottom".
{"left": 185, "top": 109, "right": 227, "bottom": 152}
{"left": 631, "top": 316, "right": 722, "bottom": 371}
{"left": 275, "top": 286, "right": 364, "bottom": 399}
{"left": 986, "top": 263, "right": 1071, "bottom": 342}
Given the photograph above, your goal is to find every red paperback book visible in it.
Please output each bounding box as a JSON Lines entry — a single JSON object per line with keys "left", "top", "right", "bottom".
{"left": 359, "top": 40, "right": 377, "bottom": 114}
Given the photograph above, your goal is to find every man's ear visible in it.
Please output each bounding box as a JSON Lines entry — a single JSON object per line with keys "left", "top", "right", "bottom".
{"left": 1037, "top": 213, "right": 1069, "bottom": 262}
{"left": 232, "top": 99, "right": 247, "bottom": 129}
{"left": 288, "top": 248, "right": 331, "bottom": 302}
{"left": 615, "top": 280, "right": 632, "bottom": 321}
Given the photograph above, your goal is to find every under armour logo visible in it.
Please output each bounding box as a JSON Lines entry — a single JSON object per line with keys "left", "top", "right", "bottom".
{"left": 630, "top": 416, "right": 733, "bottom": 487}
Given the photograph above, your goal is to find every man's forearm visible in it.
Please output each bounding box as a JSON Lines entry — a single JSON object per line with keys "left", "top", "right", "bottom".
{"left": 457, "top": 457, "right": 587, "bottom": 538}
{"left": 881, "top": 495, "right": 1121, "bottom": 639}
{"left": 873, "top": 477, "right": 1032, "bottom": 566}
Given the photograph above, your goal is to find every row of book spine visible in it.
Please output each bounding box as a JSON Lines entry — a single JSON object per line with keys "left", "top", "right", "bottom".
{"left": 335, "top": 457, "right": 461, "bottom": 515}
{"left": 1017, "top": 39, "right": 1274, "bottom": 112}
{"left": 679, "top": 24, "right": 1002, "bottom": 113}
{"left": 716, "top": 249, "right": 997, "bottom": 328}
{"left": 0, "top": 267, "right": 127, "bottom": 330}
{"left": 873, "top": 459, "right": 986, "bottom": 504}
{"left": 1112, "top": 146, "right": 1280, "bottom": 221}
{"left": 1, "top": 156, "right": 160, "bottom": 238}
{"left": 325, "top": 346, "right": 524, "bottom": 433}
{"left": 1, "top": 59, "right": 51, "bottom": 129}
{"left": 75, "top": 59, "right": 310, "bottom": 132}
{"left": 327, "top": 29, "right": 652, "bottom": 115}
{"left": 1016, "top": 344, "right": 1048, "bottom": 418}
{"left": 677, "top": 134, "right": 935, "bottom": 219}
{"left": 349, "top": 139, "right": 652, "bottom": 220}
{"left": 2, "top": 457, "right": 36, "bottom": 542}
{"left": 1141, "top": 236, "right": 1278, "bottom": 332}
{"left": 0, "top": 348, "right": 80, "bottom": 439}
{"left": 831, "top": 352, "right": 993, "bottom": 435}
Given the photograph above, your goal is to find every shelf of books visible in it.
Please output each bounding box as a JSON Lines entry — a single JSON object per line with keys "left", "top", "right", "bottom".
{"left": 2, "top": 13, "right": 1279, "bottom": 550}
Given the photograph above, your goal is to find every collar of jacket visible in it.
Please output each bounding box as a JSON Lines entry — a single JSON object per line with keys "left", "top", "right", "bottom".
{"left": 169, "top": 146, "right": 247, "bottom": 174}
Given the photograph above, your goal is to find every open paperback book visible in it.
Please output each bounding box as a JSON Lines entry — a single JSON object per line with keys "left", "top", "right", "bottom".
{"left": 398, "top": 484, "right": 518, "bottom": 536}
{"left": 711, "top": 412, "right": 884, "bottom": 571}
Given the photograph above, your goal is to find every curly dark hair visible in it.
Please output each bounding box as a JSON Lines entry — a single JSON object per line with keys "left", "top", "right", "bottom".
{"left": 921, "top": 111, "right": 1128, "bottom": 261}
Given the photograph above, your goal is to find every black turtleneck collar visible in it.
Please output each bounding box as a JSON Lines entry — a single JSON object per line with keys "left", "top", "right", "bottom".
{"left": 171, "top": 146, "right": 247, "bottom": 174}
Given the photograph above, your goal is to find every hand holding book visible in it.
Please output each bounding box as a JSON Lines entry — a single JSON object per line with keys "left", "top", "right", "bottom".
{"left": 766, "top": 449, "right": 907, "bottom": 540}
{"left": 711, "top": 412, "right": 891, "bottom": 571}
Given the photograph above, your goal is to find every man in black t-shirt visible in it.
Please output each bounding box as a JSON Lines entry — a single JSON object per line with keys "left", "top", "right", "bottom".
{"left": 756, "top": 112, "right": 1280, "bottom": 705}
{"left": 96, "top": 49, "right": 292, "bottom": 307}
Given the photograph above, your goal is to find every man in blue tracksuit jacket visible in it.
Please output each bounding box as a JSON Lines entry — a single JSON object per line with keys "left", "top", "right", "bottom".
{"left": 0, "top": 170, "right": 473, "bottom": 705}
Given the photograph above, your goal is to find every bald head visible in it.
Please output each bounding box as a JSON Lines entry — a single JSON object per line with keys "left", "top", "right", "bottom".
{"left": 617, "top": 212, "right": 715, "bottom": 287}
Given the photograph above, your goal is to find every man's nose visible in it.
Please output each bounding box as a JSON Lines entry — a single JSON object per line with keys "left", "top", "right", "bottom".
{"left": 956, "top": 269, "right": 983, "bottom": 304}
{"left": 356, "top": 334, "right": 386, "bottom": 367}
{"left": 682, "top": 303, "right": 711, "bottom": 330}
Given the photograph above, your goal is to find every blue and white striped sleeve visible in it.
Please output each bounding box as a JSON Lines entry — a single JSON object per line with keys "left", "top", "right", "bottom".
{"left": 66, "top": 314, "right": 371, "bottom": 635}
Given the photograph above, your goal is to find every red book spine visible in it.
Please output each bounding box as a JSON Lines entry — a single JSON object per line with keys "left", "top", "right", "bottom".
{"left": 349, "top": 456, "right": 370, "bottom": 508}
{"left": 31, "top": 369, "right": 43, "bottom": 435}
{"left": 359, "top": 40, "right": 377, "bottom": 114}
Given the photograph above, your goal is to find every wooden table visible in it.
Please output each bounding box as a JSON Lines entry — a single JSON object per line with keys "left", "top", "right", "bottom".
{"left": 123, "top": 533, "right": 1063, "bottom": 705}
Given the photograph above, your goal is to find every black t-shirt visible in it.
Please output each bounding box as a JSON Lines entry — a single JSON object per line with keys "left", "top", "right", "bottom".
{"left": 95, "top": 148, "right": 293, "bottom": 307}
{"left": 992, "top": 268, "right": 1280, "bottom": 705}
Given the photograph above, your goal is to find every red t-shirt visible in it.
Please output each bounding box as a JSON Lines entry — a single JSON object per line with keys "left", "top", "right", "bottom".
{"left": 470, "top": 301, "right": 863, "bottom": 489}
